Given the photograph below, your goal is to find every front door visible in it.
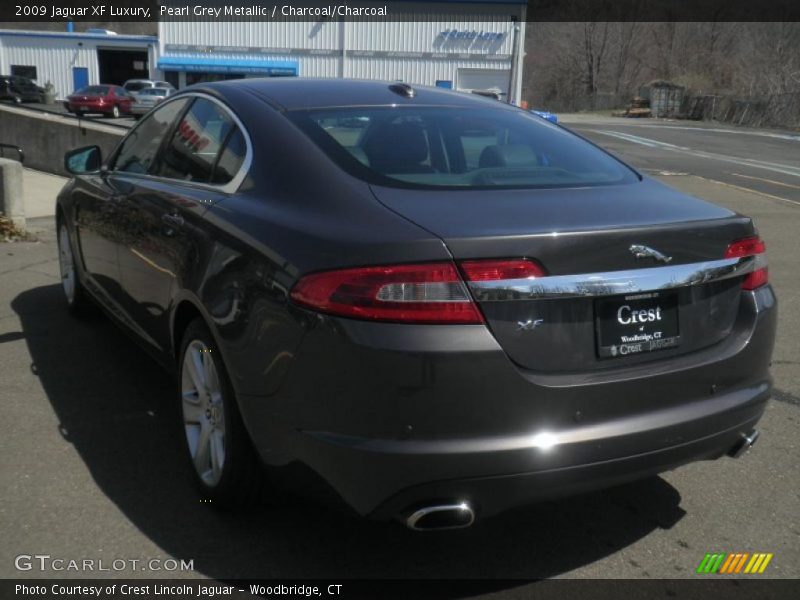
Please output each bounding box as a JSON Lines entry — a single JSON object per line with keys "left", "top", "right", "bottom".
{"left": 72, "top": 173, "right": 126, "bottom": 302}
{"left": 81, "top": 96, "right": 190, "bottom": 348}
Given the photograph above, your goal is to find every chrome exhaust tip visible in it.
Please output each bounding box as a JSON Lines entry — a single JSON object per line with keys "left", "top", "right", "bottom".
{"left": 405, "top": 503, "right": 475, "bottom": 531}
{"left": 729, "top": 429, "right": 760, "bottom": 459}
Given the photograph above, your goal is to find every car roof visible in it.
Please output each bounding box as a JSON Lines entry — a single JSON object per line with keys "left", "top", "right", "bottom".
{"left": 195, "top": 78, "right": 514, "bottom": 112}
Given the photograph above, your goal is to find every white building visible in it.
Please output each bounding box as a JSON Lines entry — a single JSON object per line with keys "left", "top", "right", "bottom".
{"left": 158, "top": 0, "right": 526, "bottom": 103}
{"left": 0, "top": 29, "right": 158, "bottom": 99}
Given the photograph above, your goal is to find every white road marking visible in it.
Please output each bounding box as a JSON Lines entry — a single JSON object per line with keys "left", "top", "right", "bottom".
{"left": 593, "top": 130, "right": 800, "bottom": 179}
{"left": 596, "top": 130, "right": 659, "bottom": 148}
{"left": 731, "top": 172, "right": 800, "bottom": 191}
{"left": 630, "top": 125, "right": 800, "bottom": 142}
{"left": 694, "top": 176, "right": 800, "bottom": 207}
{"left": 581, "top": 121, "right": 800, "bottom": 142}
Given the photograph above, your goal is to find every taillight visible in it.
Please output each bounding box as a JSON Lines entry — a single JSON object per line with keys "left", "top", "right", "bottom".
{"left": 460, "top": 258, "right": 545, "bottom": 281}
{"left": 290, "top": 258, "right": 546, "bottom": 324}
{"left": 290, "top": 262, "right": 483, "bottom": 324}
{"left": 725, "top": 236, "right": 768, "bottom": 290}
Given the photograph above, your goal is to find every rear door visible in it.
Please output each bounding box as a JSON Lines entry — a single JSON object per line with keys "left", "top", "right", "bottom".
{"left": 115, "top": 96, "right": 249, "bottom": 352}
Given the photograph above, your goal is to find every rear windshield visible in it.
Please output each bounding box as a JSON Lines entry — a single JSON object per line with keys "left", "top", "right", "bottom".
{"left": 76, "top": 86, "right": 110, "bottom": 95}
{"left": 288, "top": 106, "right": 638, "bottom": 189}
{"left": 125, "top": 82, "right": 150, "bottom": 91}
{"left": 139, "top": 88, "right": 167, "bottom": 96}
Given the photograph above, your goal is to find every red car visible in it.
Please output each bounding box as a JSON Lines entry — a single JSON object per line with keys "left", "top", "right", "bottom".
{"left": 66, "top": 85, "right": 134, "bottom": 118}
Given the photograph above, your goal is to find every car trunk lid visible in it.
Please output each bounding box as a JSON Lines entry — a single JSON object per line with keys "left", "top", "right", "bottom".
{"left": 369, "top": 178, "right": 756, "bottom": 372}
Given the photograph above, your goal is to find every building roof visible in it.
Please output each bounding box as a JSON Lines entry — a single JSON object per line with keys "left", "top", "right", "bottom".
{"left": 0, "top": 29, "right": 157, "bottom": 43}
{"left": 199, "top": 77, "right": 515, "bottom": 111}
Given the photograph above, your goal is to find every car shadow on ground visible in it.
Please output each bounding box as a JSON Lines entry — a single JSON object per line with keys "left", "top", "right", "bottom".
{"left": 13, "top": 283, "right": 686, "bottom": 582}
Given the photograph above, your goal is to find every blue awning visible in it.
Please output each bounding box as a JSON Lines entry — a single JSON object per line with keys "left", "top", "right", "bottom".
{"left": 158, "top": 56, "right": 298, "bottom": 76}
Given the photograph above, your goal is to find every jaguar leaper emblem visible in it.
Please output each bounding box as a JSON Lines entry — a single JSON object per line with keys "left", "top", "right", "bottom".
{"left": 629, "top": 244, "right": 672, "bottom": 264}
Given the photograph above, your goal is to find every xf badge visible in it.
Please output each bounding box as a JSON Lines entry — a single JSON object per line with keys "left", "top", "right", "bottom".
{"left": 517, "top": 318, "right": 544, "bottom": 331}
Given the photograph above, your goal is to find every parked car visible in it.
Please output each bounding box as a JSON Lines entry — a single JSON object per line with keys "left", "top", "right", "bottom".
{"left": 0, "top": 75, "right": 45, "bottom": 104}
{"left": 130, "top": 87, "right": 176, "bottom": 117}
{"left": 123, "top": 79, "right": 175, "bottom": 96}
{"left": 56, "top": 79, "right": 776, "bottom": 530}
{"left": 470, "top": 88, "right": 503, "bottom": 100}
{"left": 65, "top": 85, "right": 134, "bottom": 118}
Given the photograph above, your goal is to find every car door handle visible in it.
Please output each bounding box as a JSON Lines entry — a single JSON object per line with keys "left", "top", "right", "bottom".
{"left": 161, "top": 213, "right": 184, "bottom": 229}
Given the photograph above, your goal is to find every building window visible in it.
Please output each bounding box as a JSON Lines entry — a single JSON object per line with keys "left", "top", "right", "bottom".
{"left": 11, "top": 65, "right": 37, "bottom": 81}
{"left": 185, "top": 72, "right": 245, "bottom": 86}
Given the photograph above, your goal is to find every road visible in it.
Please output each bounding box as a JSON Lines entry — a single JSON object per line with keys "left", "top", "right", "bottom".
{"left": 0, "top": 120, "right": 798, "bottom": 590}
{"left": 562, "top": 115, "right": 800, "bottom": 206}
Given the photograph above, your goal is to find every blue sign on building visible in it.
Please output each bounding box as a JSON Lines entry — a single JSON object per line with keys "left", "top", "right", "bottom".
{"left": 158, "top": 56, "right": 299, "bottom": 77}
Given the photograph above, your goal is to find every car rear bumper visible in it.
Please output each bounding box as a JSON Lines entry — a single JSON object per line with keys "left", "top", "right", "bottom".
{"left": 368, "top": 407, "right": 766, "bottom": 521}
{"left": 236, "top": 285, "right": 776, "bottom": 520}
{"left": 68, "top": 103, "right": 105, "bottom": 112}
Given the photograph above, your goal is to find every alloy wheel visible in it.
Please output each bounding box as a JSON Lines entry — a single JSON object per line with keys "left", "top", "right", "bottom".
{"left": 181, "top": 340, "right": 226, "bottom": 487}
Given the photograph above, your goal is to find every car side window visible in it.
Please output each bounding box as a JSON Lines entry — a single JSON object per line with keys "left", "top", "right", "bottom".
{"left": 211, "top": 127, "right": 247, "bottom": 184}
{"left": 111, "top": 98, "right": 189, "bottom": 174}
{"left": 156, "top": 98, "right": 236, "bottom": 184}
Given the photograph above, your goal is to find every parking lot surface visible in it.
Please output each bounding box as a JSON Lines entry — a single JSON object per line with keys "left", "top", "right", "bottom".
{"left": 1, "top": 118, "right": 798, "bottom": 586}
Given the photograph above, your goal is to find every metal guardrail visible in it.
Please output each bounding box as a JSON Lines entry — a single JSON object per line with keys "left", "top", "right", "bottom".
{"left": 0, "top": 143, "right": 24, "bottom": 164}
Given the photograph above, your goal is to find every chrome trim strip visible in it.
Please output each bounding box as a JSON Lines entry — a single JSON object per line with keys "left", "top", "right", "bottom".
{"left": 468, "top": 256, "right": 758, "bottom": 301}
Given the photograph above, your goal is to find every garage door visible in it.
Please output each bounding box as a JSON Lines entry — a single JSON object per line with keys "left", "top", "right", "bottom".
{"left": 456, "top": 68, "right": 510, "bottom": 98}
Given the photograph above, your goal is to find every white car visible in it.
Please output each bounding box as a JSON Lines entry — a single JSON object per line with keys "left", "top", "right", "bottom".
{"left": 122, "top": 79, "right": 175, "bottom": 96}
{"left": 130, "top": 87, "right": 176, "bottom": 116}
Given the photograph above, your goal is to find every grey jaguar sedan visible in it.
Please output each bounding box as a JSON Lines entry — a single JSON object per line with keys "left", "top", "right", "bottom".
{"left": 56, "top": 79, "right": 776, "bottom": 530}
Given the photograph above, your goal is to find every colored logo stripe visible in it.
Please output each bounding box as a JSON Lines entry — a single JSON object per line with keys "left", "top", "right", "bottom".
{"left": 697, "top": 553, "right": 726, "bottom": 573}
{"left": 744, "top": 553, "right": 774, "bottom": 574}
{"left": 720, "top": 553, "right": 748, "bottom": 573}
{"left": 697, "top": 553, "right": 773, "bottom": 574}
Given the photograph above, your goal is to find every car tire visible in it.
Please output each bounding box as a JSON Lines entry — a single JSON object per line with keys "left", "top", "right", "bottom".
{"left": 57, "top": 221, "right": 93, "bottom": 316}
{"left": 178, "top": 319, "right": 267, "bottom": 508}
{"left": 12, "top": 95, "right": 21, "bottom": 105}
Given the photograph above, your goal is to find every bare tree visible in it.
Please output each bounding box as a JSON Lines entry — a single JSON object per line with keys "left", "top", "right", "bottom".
{"left": 523, "top": 20, "right": 800, "bottom": 120}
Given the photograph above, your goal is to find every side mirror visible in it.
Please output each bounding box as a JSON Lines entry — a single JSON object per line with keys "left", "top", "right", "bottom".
{"left": 64, "top": 145, "right": 102, "bottom": 175}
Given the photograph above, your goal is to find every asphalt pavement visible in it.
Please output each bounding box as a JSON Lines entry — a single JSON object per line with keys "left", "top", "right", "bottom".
{"left": 0, "top": 118, "right": 798, "bottom": 588}
{"left": 561, "top": 114, "right": 800, "bottom": 205}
